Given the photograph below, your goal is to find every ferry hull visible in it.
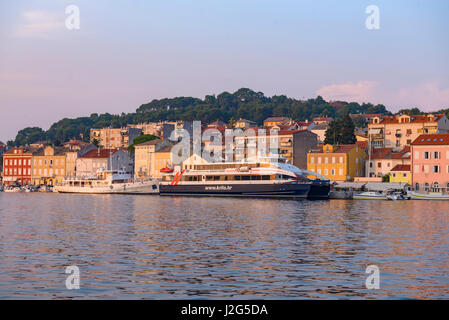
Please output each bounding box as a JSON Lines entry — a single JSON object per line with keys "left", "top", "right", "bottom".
{"left": 307, "top": 180, "right": 330, "bottom": 199}
{"left": 160, "top": 182, "right": 310, "bottom": 198}
{"left": 55, "top": 181, "right": 159, "bottom": 194}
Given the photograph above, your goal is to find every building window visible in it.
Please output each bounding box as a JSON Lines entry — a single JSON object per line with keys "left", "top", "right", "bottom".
{"left": 377, "top": 162, "right": 381, "bottom": 168}
{"left": 324, "top": 169, "right": 329, "bottom": 175}
{"left": 434, "top": 151, "right": 440, "bottom": 159}
{"left": 331, "top": 169, "right": 335, "bottom": 175}
{"left": 325, "top": 157, "right": 328, "bottom": 164}
{"left": 339, "top": 169, "right": 343, "bottom": 176}
{"left": 310, "top": 156, "right": 314, "bottom": 164}
{"left": 415, "top": 183, "right": 419, "bottom": 191}
{"left": 414, "top": 151, "right": 419, "bottom": 160}
{"left": 424, "top": 152, "right": 429, "bottom": 159}
{"left": 332, "top": 157, "right": 336, "bottom": 164}
{"left": 318, "top": 157, "right": 322, "bottom": 164}
{"left": 424, "top": 183, "right": 429, "bottom": 191}
{"left": 403, "top": 173, "right": 407, "bottom": 178}
{"left": 433, "top": 165, "right": 440, "bottom": 173}
{"left": 393, "top": 173, "right": 396, "bottom": 177}
{"left": 340, "top": 157, "right": 343, "bottom": 163}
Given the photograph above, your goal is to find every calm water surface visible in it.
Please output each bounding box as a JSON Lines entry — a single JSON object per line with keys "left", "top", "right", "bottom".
{"left": 0, "top": 193, "right": 448, "bottom": 299}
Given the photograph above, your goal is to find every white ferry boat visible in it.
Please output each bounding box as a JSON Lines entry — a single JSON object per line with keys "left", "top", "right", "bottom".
{"left": 54, "top": 169, "right": 159, "bottom": 194}
{"left": 159, "top": 157, "right": 330, "bottom": 199}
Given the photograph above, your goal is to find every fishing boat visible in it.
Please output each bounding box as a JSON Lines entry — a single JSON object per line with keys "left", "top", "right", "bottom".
{"left": 54, "top": 169, "right": 159, "bottom": 194}
{"left": 407, "top": 190, "right": 449, "bottom": 200}
{"left": 159, "top": 157, "right": 330, "bottom": 199}
{"left": 353, "top": 191, "right": 387, "bottom": 200}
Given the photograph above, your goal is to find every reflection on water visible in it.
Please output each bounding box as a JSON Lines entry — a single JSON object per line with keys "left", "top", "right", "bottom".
{"left": 0, "top": 193, "right": 448, "bottom": 299}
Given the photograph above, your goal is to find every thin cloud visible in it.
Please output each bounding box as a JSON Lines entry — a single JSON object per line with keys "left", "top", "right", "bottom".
{"left": 316, "top": 81, "right": 379, "bottom": 103}
{"left": 316, "top": 81, "right": 449, "bottom": 111}
{"left": 12, "top": 10, "right": 64, "bottom": 39}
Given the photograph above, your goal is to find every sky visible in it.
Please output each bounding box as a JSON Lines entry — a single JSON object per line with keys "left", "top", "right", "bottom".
{"left": 0, "top": 0, "right": 448, "bottom": 142}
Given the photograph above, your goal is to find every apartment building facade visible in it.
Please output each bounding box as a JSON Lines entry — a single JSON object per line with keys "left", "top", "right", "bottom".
{"left": 368, "top": 114, "right": 449, "bottom": 150}
{"left": 411, "top": 134, "right": 449, "bottom": 192}
{"left": 307, "top": 144, "right": 367, "bottom": 181}
{"left": 2, "top": 147, "right": 32, "bottom": 186}
{"left": 90, "top": 127, "right": 142, "bottom": 148}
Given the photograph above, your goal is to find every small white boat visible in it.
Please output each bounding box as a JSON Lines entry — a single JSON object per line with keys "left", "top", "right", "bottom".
{"left": 386, "top": 192, "right": 410, "bottom": 200}
{"left": 408, "top": 191, "right": 449, "bottom": 200}
{"left": 4, "top": 186, "right": 23, "bottom": 193}
{"left": 353, "top": 191, "right": 387, "bottom": 200}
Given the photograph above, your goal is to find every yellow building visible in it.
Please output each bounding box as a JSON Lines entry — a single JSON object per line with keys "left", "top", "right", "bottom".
{"left": 134, "top": 139, "right": 172, "bottom": 179}
{"left": 307, "top": 144, "right": 367, "bottom": 181}
{"left": 263, "top": 117, "right": 291, "bottom": 128}
{"left": 389, "top": 164, "right": 411, "bottom": 184}
{"left": 90, "top": 127, "right": 143, "bottom": 148}
{"left": 152, "top": 146, "right": 174, "bottom": 179}
{"left": 32, "top": 146, "right": 67, "bottom": 186}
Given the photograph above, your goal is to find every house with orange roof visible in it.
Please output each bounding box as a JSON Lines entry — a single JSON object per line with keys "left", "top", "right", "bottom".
{"left": 411, "top": 133, "right": 449, "bottom": 193}
{"left": 389, "top": 164, "right": 411, "bottom": 184}
{"left": 368, "top": 113, "right": 449, "bottom": 150}
{"left": 307, "top": 144, "right": 367, "bottom": 181}
{"left": 365, "top": 146, "right": 411, "bottom": 178}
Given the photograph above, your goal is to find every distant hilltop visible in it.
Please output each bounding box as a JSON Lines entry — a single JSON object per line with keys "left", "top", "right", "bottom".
{"left": 7, "top": 88, "right": 449, "bottom": 147}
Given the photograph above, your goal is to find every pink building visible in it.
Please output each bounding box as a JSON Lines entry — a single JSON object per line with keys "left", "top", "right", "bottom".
{"left": 411, "top": 134, "right": 449, "bottom": 193}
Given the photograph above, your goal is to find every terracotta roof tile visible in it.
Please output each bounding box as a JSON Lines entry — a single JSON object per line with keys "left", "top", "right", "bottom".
{"left": 391, "top": 164, "right": 411, "bottom": 172}
{"left": 411, "top": 134, "right": 449, "bottom": 146}
{"left": 80, "top": 148, "right": 121, "bottom": 158}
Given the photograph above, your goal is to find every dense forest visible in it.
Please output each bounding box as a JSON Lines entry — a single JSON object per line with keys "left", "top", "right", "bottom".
{"left": 7, "top": 88, "right": 448, "bottom": 146}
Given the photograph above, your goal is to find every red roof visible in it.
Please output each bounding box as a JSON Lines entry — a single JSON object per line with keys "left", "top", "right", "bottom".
{"left": 356, "top": 141, "right": 368, "bottom": 149}
{"left": 63, "top": 139, "right": 89, "bottom": 146}
{"left": 391, "top": 164, "right": 411, "bottom": 172}
{"left": 411, "top": 134, "right": 449, "bottom": 146}
{"left": 370, "top": 114, "right": 444, "bottom": 125}
{"left": 80, "top": 149, "right": 120, "bottom": 158}
{"left": 370, "top": 146, "right": 410, "bottom": 160}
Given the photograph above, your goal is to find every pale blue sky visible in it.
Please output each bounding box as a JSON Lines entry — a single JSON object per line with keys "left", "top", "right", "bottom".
{"left": 1, "top": 0, "right": 448, "bottom": 142}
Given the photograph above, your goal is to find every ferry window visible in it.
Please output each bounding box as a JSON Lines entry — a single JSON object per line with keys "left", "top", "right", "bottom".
{"left": 235, "top": 176, "right": 241, "bottom": 180}
{"left": 262, "top": 176, "right": 270, "bottom": 180}
{"left": 251, "top": 175, "right": 261, "bottom": 180}
{"left": 213, "top": 176, "right": 220, "bottom": 181}
{"left": 242, "top": 175, "right": 251, "bottom": 181}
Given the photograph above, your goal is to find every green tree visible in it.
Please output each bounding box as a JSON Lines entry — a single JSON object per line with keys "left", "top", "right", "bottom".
{"left": 128, "top": 134, "right": 159, "bottom": 153}
{"left": 340, "top": 114, "right": 356, "bottom": 144}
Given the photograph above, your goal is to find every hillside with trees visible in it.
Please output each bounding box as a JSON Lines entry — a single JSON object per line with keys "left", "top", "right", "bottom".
{"left": 8, "top": 87, "right": 444, "bottom": 147}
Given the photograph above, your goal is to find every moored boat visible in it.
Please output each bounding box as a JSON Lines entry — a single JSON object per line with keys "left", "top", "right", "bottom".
{"left": 4, "top": 186, "right": 23, "bottom": 193}
{"left": 407, "top": 190, "right": 449, "bottom": 200}
{"left": 160, "top": 157, "right": 329, "bottom": 199}
{"left": 54, "top": 169, "right": 159, "bottom": 194}
{"left": 353, "top": 191, "right": 387, "bottom": 200}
